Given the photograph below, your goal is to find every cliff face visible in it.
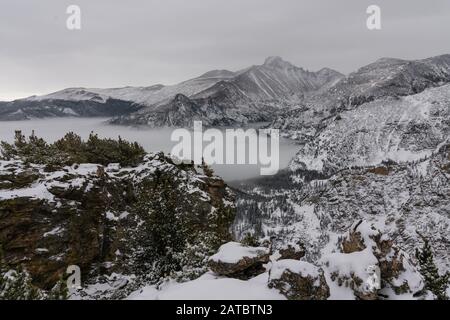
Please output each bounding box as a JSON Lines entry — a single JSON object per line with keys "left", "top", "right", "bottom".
{"left": 0, "top": 153, "right": 235, "bottom": 298}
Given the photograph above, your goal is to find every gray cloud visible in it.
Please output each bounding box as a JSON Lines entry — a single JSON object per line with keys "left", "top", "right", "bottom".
{"left": 1, "top": 0, "right": 450, "bottom": 100}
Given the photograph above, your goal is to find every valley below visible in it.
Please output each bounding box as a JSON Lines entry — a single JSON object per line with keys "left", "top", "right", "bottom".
{"left": 0, "top": 118, "right": 300, "bottom": 182}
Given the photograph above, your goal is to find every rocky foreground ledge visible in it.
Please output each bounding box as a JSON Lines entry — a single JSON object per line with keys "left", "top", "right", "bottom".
{"left": 128, "top": 219, "right": 447, "bottom": 300}
{"left": 0, "top": 133, "right": 235, "bottom": 299}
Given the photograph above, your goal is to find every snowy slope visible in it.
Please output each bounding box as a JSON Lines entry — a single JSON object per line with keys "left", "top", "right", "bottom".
{"left": 28, "top": 70, "right": 236, "bottom": 107}
{"left": 289, "top": 84, "right": 450, "bottom": 173}
{"left": 234, "top": 143, "right": 450, "bottom": 273}
{"left": 126, "top": 272, "right": 284, "bottom": 300}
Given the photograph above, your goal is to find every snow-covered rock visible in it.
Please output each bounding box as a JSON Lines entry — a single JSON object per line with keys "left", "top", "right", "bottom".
{"left": 268, "top": 260, "right": 329, "bottom": 300}
{"left": 322, "top": 221, "right": 425, "bottom": 300}
{"left": 277, "top": 243, "right": 306, "bottom": 261}
{"left": 208, "top": 242, "right": 270, "bottom": 279}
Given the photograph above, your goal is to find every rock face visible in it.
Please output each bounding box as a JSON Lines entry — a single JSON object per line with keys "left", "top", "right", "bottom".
{"left": 208, "top": 242, "right": 270, "bottom": 280}
{"left": 268, "top": 260, "right": 330, "bottom": 300}
{"left": 0, "top": 153, "right": 235, "bottom": 297}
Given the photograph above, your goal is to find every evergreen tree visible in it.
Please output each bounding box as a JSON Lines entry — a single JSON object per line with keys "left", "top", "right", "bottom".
{"left": 46, "top": 278, "right": 69, "bottom": 300}
{"left": 0, "top": 246, "right": 67, "bottom": 300}
{"left": 415, "top": 237, "right": 450, "bottom": 300}
{"left": 241, "top": 233, "right": 260, "bottom": 247}
{"left": 1, "top": 131, "right": 146, "bottom": 167}
{"left": 0, "top": 267, "right": 42, "bottom": 300}
{"left": 132, "top": 173, "right": 187, "bottom": 280}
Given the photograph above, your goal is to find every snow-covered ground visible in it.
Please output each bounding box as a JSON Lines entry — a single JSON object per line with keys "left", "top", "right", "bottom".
{"left": 127, "top": 272, "right": 284, "bottom": 300}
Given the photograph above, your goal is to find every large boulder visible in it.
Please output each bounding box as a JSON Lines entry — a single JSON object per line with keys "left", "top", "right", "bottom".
{"left": 268, "top": 260, "right": 330, "bottom": 300}
{"left": 208, "top": 242, "right": 270, "bottom": 280}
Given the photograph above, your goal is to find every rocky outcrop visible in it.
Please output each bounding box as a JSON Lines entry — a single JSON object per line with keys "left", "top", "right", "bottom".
{"left": 208, "top": 242, "right": 270, "bottom": 280}
{"left": 277, "top": 243, "right": 306, "bottom": 261}
{"left": 323, "top": 221, "right": 424, "bottom": 300}
{"left": 0, "top": 153, "right": 235, "bottom": 297}
{"left": 268, "top": 260, "right": 329, "bottom": 300}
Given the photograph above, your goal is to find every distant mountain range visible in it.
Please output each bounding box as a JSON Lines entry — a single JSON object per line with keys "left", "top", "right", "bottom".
{"left": 2, "top": 54, "right": 450, "bottom": 130}
{"left": 0, "top": 57, "right": 344, "bottom": 125}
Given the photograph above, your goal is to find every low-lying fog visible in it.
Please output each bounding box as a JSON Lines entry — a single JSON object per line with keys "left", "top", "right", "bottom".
{"left": 0, "top": 118, "right": 299, "bottom": 182}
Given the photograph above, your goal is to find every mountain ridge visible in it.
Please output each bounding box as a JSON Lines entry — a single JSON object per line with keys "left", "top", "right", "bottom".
{"left": 0, "top": 57, "right": 344, "bottom": 125}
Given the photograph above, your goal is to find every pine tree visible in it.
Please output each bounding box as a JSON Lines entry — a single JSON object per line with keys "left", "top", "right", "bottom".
{"left": 0, "top": 267, "right": 42, "bottom": 300}
{"left": 0, "top": 245, "right": 43, "bottom": 300}
{"left": 132, "top": 173, "right": 186, "bottom": 280}
{"left": 241, "top": 233, "right": 259, "bottom": 247}
{"left": 46, "top": 278, "right": 68, "bottom": 300}
{"left": 415, "top": 237, "right": 449, "bottom": 300}
{"left": 1, "top": 131, "right": 147, "bottom": 167}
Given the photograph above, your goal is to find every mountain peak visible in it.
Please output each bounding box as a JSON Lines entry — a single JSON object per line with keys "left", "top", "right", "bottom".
{"left": 263, "top": 56, "right": 294, "bottom": 69}
{"left": 198, "top": 69, "right": 235, "bottom": 79}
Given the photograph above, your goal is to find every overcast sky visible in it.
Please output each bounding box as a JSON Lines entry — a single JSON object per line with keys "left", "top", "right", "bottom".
{"left": 1, "top": 0, "right": 449, "bottom": 100}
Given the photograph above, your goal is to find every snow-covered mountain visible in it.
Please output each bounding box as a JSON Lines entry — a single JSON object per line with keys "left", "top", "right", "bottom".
{"left": 229, "top": 54, "right": 450, "bottom": 300}
{"left": 111, "top": 56, "right": 344, "bottom": 127}
{"left": 0, "top": 96, "right": 142, "bottom": 121}
{"left": 272, "top": 54, "right": 450, "bottom": 135}
{"left": 196, "top": 57, "right": 343, "bottom": 102}
{"left": 0, "top": 57, "right": 343, "bottom": 125}
{"left": 28, "top": 69, "right": 236, "bottom": 106}
{"left": 0, "top": 70, "right": 236, "bottom": 121}
{"left": 235, "top": 53, "right": 450, "bottom": 250}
